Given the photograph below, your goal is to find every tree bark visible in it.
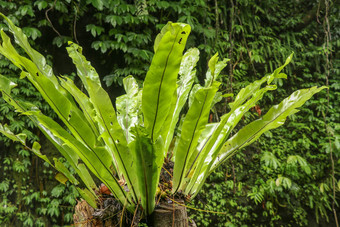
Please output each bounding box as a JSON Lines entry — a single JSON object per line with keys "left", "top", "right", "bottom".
{"left": 150, "top": 200, "right": 196, "bottom": 227}
{"left": 73, "top": 200, "right": 96, "bottom": 227}
{"left": 73, "top": 199, "right": 196, "bottom": 227}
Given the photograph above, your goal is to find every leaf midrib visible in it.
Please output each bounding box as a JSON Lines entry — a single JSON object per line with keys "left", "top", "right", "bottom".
{"left": 175, "top": 91, "right": 209, "bottom": 193}
{"left": 150, "top": 30, "right": 181, "bottom": 142}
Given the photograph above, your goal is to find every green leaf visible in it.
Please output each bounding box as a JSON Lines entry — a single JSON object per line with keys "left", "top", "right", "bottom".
{"left": 116, "top": 76, "right": 141, "bottom": 143}
{"left": 210, "top": 86, "right": 327, "bottom": 173}
{"left": 66, "top": 43, "right": 138, "bottom": 203}
{"left": 0, "top": 28, "right": 98, "bottom": 151}
{"left": 0, "top": 76, "right": 76, "bottom": 166}
{"left": 89, "top": 0, "right": 104, "bottom": 10}
{"left": 34, "top": 1, "right": 48, "bottom": 10}
{"left": 86, "top": 78, "right": 138, "bottom": 201}
{"left": 267, "top": 52, "right": 293, "bottom": 84}
{"left": 185, "top": 84, "right": 277, "bottom": 196}
{"left": 27, "top": 109, "right": 129, "bottom": 204}
{"left": 128, "top": 127, "right": 164, "bottom": 215}
{"left": 0, "top": 180, "right": 9, "bottom": 192}
{"left": 55, "top": 172, "right": 69, "bottom": 185}
{"left": 162, "top": 48, "right": 200, "bottom": 155}
{"left": 247, "top": 187, "right": 264, "bottom": 205}
{"left": 0, "top": 123, "right": 27, "bottom": 144}
{"left": 22, "top": 27, "right": 41, "bottom": 40}
{"left": 54, "top": 158, "right": 79, "bottom": 185}
{"left": 76, "top": 188, "right": 97, "bottom": 208}
{"left": 261, "top": 152, "right": 281, "bottom": 169}
{"left": 204, "top": 53, "right": 229, "bottom": 87}
{"left": 66, "top": 42, "right": 101, "bottom": 91}
{"left": 77, "top": 163, "right": 97, "bottom": 193}
{"left": 276, "top": 175, "right": 292, "bottom": 189}
{"left": 0, "top": 14, "right": 58, "bottom": 85}
{"left": 86, "top": 24, "right": 104, "bottom": 37}
{"left": 172, "top": 81, "right": 219, "bottom": 193}
{"left": 0, "top": 80, "right": 99, "bottom": 198}
{"left": 0, "top": 92, "right": 53, "bottom": 166}
{"left": 51, "top": 184, "right": 66, "bottom": 198}
{"left": 0, "top": 75, "right": 127, "bottom": 206}
{"left": 228, "top": 53, "right": 292, "bottom": 111}
{"left": 287, "top": 155, "right": 311, "bottom": 175}
{"left": 208, "top": 53, "right": 219, "bottom": 78}
{"left": 59, "top": 76, "right": 101, "bottom": 140}
{"left": 23, "top": 217, "right": 33, "bottom": 227}
{"left": 142, "top": 22, "right": 191, "bottom": 142}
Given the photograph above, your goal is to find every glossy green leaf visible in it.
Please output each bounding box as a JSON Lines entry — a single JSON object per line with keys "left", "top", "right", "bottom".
{"left": 59, "top": 76, "right": 101, "bottom": 140}
{"left": 229, "top": 53, "right": 291, "bottom": 111}
{"left": 25, "top": 108, "right": 131, "bottom": 206}
{"left": 86, "top": 76, "right": 138, "bottom": 202}
{"left": 204, "top": 53, "right": 229, "bottom": 87}
{"left": 0, "top": 13, "right": 57, "bottom": 85}
{"left": 77, "top": 163, "right": 98, "bottom": 192}
{"left": 210, "top": 86, "right": 327, "bottom": 173}
{"left": 0, "top": 83, "right": 99, "bottom": 199}
{"left": 129, "top": 127, "right": 164, "bottom": 215}
{"left": 116, "top": 75, "right": 141, "bottom": 143}
{"left": 185, "top": 85, "right": 277, "bottom": 195}
{"left": 0, "top": 75, "right": 76, "bottom": 166}
{"left": 0, "top": 122, "right": 52, "bottom": 165}
{"left": 67, "top": 42, "right": 139, "bottom": 202}
{"left": 0, "top": 85, "right": 96, "bottom": 198}
{"left": 207, "top": 53, "right": 219, "bottom": 79}
{"left": 188, "top": 84, "right": 201, "bottom": 108}
{"left": 187, "top": 86, "right": 325, "bottom": 197}
{"left": 267, "top": 52, "right": 293, "bottom": 84}
{"left": 172, "top": 81, "right": 220, "bottom": 193}
{"left": 66, "top": 42, "right": 101, "bottom": 90}
{"left": 162, "top": 48, "right": 199, "bottom": 155}
{"left": 0, "top": 123, "right": 26, "bottom": 144}
{"left": 0, "top": 74, "right": 128, "bottom": 207}
{"left": 173, "top": 53, "right": 227, "bottom": 193}
{"left": 0, "top": 28, "right": 98, "bottom": 151}
{"left": 142, "top": 22, "right": 191, "bottom": 142}
{"left": 0, "top": 20, "right": 134, "bottom": 209}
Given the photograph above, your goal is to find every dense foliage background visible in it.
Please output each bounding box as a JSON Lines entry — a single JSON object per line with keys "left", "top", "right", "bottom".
{"left": 0, "top": 0, "right": 338, "bottom": 226}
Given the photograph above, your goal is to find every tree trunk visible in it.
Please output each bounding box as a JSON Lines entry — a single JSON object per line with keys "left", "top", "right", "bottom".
{"left": 73, "top": 200, "right": 95, "bottom": 227}
{"left": 150, "top": 200, "right": 196, "bottom": 227}
{"left": 73, "top": 199, "right": 196, "bottom": 227}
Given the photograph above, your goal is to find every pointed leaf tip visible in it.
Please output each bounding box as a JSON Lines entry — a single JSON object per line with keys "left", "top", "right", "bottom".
{"left": 143, "top": 22, "right": 191, "bottom": 141}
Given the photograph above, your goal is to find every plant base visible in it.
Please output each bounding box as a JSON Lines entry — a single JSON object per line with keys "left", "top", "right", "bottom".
{"left": 73, "top": 198, "right": 196, "bottom": 226}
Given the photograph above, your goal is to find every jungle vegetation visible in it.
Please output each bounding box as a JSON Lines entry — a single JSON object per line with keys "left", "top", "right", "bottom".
{"left": 0, "top": 0, "right": 338, "bottom": 226}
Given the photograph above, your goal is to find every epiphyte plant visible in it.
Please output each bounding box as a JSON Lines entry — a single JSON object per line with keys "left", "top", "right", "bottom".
{"left": 0, "top": 13, "right": 325, "bottom": 216}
